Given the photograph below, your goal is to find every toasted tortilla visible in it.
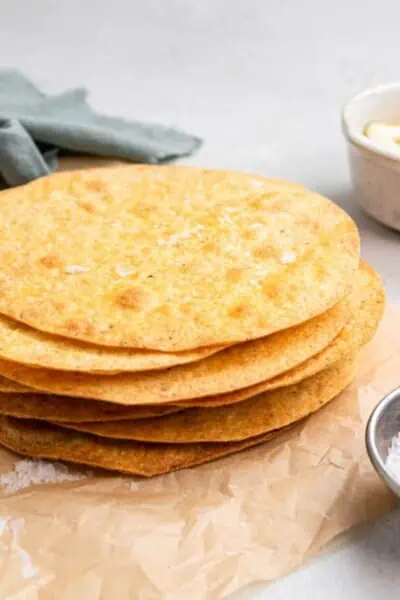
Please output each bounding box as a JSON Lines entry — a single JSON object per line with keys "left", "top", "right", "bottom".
{"left": 0, "top": 166, "right": 358, "bottom": 350}
{"left": 0, "top": 285, "right": 355, "bottom": 405}
{"left": 57, "top": 354, "right": 359, "bottom": 443}
{"left": 0, "top": 416, "right": 283, "bottom": 477}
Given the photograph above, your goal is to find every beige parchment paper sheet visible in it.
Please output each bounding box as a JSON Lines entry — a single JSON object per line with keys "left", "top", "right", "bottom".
{"left": 0, "top": 305, "right": 399, "bottom": 600}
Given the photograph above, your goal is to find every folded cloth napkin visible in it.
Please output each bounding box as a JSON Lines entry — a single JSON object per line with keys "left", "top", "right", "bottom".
{"left": 0, "top": 70, "right": 202, "bottom": 187}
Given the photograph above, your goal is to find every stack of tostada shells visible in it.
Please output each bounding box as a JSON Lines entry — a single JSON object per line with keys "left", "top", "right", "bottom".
{"left": 0, "top": 166, "right": 384, "bottom": 476}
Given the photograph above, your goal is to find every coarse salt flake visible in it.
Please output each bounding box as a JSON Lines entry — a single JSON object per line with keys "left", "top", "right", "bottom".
{"left": 219, "top": 215, "right": 234, "bottom": 226}
{"left": 64, "top": 265, "right": 90, "bottom": 274}
{"left": 167, "top": 234, "right": 180, "bottom": 247}
{"left": 255, "top": 266, "right": 269, "bottom": 277}
{"left": 249, "top": 279, "right": 261, "bottom": 287}
{"left": 115, "top": 264, "right": 135, "bottom": 277}
{"left": 385, "top": 432, "right": 400, "bottom": 483}
{"left": 0, "top": 459, "right": 89, "bottom": 494}
{"left": 249, "top": 223, "right": 264, "bottom": 229}
{"left": 280, "top": 251, "right": 296, "bottom": 264}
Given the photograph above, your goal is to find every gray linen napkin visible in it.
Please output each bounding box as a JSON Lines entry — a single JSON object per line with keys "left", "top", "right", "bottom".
{"left": 0, "top": 70, "right": 202, "bottom": 187}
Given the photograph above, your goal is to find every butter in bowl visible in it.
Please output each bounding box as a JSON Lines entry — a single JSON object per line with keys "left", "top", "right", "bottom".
{"left": 342, "top": 83, "right": 400, "bottom": 231}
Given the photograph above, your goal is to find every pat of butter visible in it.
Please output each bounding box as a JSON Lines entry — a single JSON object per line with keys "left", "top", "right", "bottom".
{"left": 365, "top": 122, "right": 400, "bottom": 156}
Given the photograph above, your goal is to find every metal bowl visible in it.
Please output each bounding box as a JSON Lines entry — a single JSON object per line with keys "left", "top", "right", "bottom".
{"left": 366, "top": 386, "right": 400, "bottom": 498}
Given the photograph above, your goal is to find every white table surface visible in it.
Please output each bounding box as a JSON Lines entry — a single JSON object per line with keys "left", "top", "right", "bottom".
{"left": 1, "top": 1, "right": 399, "bottom": 597}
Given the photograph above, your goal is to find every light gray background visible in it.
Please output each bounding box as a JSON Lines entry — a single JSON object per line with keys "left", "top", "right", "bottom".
{"left": 0, "top": 1, "right": 399, "bottom": 598}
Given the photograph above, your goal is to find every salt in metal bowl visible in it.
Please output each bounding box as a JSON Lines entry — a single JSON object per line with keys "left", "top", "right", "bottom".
{"left": 366, "top": 386, "right": 400, "bottom": 499}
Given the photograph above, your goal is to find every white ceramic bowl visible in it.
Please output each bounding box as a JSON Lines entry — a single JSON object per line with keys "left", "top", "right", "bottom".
{"left": 342, "top": 83, "right": 400, "bottom": 231}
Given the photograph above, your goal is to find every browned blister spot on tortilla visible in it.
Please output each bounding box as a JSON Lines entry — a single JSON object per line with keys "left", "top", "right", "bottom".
{"left": 342, "top": 231, "right": 360, "bottom": 256}
{"left": 86, "top": 180, "right": 107, "bottom": 193}
{"left": 116, "top": 287, "right": 148, "bottom": 311}
{"left": 39, "top": 254, "right": 61, "bottom": 269}
{"left": 140, "top": 247, "right": 152, "bottom": 258}
{"left": 243, "top": 230, "right": 257, "bottom": 241}
{"left": 130, "top": 204, "right": 153, "bottom": 217}
{"left": 202, "top": 241, "right": 217, "bottom": 254}
{"left": 229, "top": 303, "right": 252, "bottom": 320}
{"left": 180, "top": 303, "right": 193, "bottom": 316}
{"left": 249, "top": 197, "right": 264, "bottom": 210}
{"left": 262, "top": 280, "right": 280, "bottom": 300}
{"left": 77, "top": 200, "right": 98, "bottom": 215}
{"left": 293, "top": 215, "right": 312, "bottom": 226}
{"left": 253, "top": 244, "right": 278, "bottom": 261}
{"left": 152, "top": 304, "right": 172, "bottom": 319}
{"left": 226, "top": 268, "right": 244, "bottom": 284}
{"left": 53, "top": 301, "right": 67, "bottom": 312}
{"left": 64, "top": 319, "right": 94, "bottom": 337}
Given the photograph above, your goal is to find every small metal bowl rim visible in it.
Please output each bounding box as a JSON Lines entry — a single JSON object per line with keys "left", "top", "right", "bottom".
{"left": 366, "top": 385, "right": 400, "bottom": 498}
